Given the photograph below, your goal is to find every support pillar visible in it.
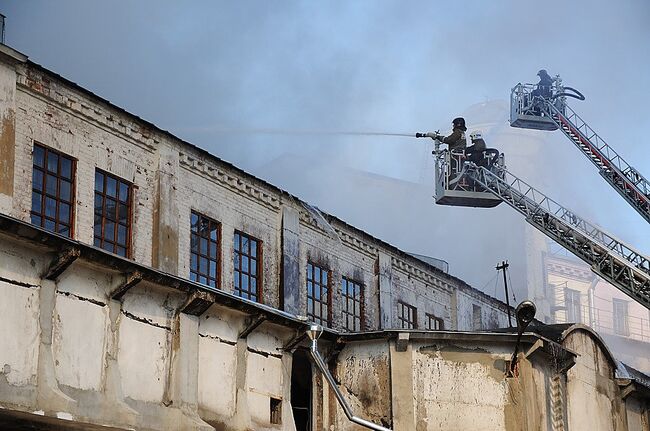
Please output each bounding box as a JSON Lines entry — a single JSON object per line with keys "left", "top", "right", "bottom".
{"left": 153, "top": 145, "right": 179, "bottom": 275}
{"left": 281, "top": 206, "right": 301, "bottom": 315}
{"left": 378, "top": 252, "right": 393, "bottom": 329}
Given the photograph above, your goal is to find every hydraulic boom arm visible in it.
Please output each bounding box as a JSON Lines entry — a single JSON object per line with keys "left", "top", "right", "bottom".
{"left": 538, "top": 96, "right": 650, "bottom": 223}
{"left": 463, "top": 163, "right": 650, "bottom": 309}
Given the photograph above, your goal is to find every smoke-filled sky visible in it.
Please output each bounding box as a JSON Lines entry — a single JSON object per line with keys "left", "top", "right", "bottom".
{"left": 3, "top": 1, "right": 650, "bottom": 296}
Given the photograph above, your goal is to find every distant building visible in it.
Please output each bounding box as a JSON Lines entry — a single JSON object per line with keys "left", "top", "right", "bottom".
{"left": 0, "top": 43, "right": 647, "bottom": 430}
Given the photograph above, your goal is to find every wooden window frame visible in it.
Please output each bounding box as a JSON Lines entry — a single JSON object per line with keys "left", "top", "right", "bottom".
{"left": 397, "top": 301, "right": 417, "bottom": 329}
{"left": 341, "top": 277, "right": 364, "bottom": 331}
{"left": 426, "top": 313, "right": 444, "bottom": 330}
{"left": 93, "top": 169, "right": 133, "bottom": 258}
{"left": 306, "top": 261, "right": 332, "bottom": 327}
{"left": 233, "top": 230, "right": 262, "bottom": 302}
{"left": 190, "top": 211, "right": 221, "bottom": 288}
{"left": 30, "top": 142, "right": 76, "bottom": 238}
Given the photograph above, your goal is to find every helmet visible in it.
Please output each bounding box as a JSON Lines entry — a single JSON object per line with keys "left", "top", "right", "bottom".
{"left": 537, "top": 69, "right": 549, "bottom": 77}
{"left": 452, "top": 117, "right": 466, "bottom": 131}
{"left": 470, "top": 131, "right": 482, "bottom": 141}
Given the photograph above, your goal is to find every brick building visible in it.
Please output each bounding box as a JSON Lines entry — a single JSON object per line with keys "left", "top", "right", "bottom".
{"left": 0, "top": 43, "right": 648, "bottom": 430}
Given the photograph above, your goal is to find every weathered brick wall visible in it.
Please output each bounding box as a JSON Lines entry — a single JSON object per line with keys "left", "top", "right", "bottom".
{"left": 390, "top": 255, "right": 454, "bottom": 329}
{"left": 5, "top": 59, "right": 512, "bottom": 334}
{"left": 14, "top": 64, "right": 159, "bottom": 267}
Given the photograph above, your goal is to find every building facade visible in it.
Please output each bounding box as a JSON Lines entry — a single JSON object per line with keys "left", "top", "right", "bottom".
{"left": 0, "top": 44, "right": 648, "bottom": 430}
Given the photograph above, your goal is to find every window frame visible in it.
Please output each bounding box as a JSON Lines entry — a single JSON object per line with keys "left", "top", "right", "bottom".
{"left": 426, "top": 313, "right": 444, "bottom": 330}
{"left": 341, "top": 277, "right": 364, "bottom": 332}
{"left": 612, "top": 298, "right": 629, "bottom": 336}
{"left": 190, "top": 211, "right": 221, "bottom": 289}
{"left": 93, "top": 169, "right": 133, "bottom": 258}
{"left": 565, "top": 288, "right": 582, "bottom": 323}
{"left": 30, "top": 142, "right": 76, "bottom": 238}
{"left": 397, "top": 301, "right": 417, "bottom": 329}
{"left": 233, "top": 230, "right": 263, "bottom": 303}
{"left": 306, "top": 261, "right": 332, "bottom": 327}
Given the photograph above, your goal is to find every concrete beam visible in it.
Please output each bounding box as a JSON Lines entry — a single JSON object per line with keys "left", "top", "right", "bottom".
{"left": 43, "top": 247, "right": 80, "bottom": 280}
{"left": 238, "top": 315, "right": 266, "bottom": 339}
{"left": 110, "top": 271, "right": 143, "bottom": 300}
{"left": 179, "top": 290, "right": 216, "bottom": 316}
{"left": 282, "top": 331, "right": 307, "bottom": 352}
{"left": 395, "top": 332, "right": 409, "bottom": 352}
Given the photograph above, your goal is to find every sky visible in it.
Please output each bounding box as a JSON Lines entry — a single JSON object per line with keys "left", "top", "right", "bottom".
{"left": 2, "top": 1, "right": 649, "bottom": 299}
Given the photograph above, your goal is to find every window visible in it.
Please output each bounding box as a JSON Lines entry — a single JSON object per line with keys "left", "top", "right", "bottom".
{"left": 233, "top": 231, "right": 261, "bottom": 302}
{"left": 31, "top": 143, "right": 75, "bottom": 237}
{"left": 270, "top": 397, "right": 282, "bottom": 425}
{"left": 613, "top": 299, "right": 629, "bottom": 336}
{"left": 306, "top": 262, "right": 331, "bottom": 326}
{"left": 398, "top": 301, "right": 417, "bottom": 329}
{"left": 426, "top": 313, "right": 444, "bottom": 330}
{"left": 190, "top": 211, "right": 220, "bottom": 288}
{"left": 94, "top": 170, "right": 132, "bottom": 257}
{"left": 341, "top": 277, "right": 363, "bottom": 331}
{"left": 472, "top": 305, "right": 483, "bottom": 330}
{"left": 565, "top": 288, "right": 581, "bottom": 323}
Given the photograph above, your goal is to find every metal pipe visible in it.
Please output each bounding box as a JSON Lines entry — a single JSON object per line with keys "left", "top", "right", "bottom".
{"left": 306, "top": 325, "right": 392, "bottom": 431}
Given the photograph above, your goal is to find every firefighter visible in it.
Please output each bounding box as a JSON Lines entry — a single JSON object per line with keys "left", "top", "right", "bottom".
{"left": 436, "top": 117, "right": 467, "bottom": 152}
{"left": 466, "top": 130, "right": 487, "bottom": 165}
{"left": 434, "top": 117, "right": 467, "bottom": 178}
{"left": 531, "top": 69, "right": 554, "bottom": 99}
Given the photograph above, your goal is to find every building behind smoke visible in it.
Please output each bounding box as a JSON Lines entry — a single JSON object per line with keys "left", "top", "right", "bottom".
{"left": 0, "top": 43, "right": 648, "bottom": 430}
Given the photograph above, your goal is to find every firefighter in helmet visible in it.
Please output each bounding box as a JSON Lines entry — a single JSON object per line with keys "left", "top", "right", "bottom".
{"left": 436, "top": 117, "right": 467, "bottom": 152}
{"left": 465, "top": 130, "right": 487, "bottom": 165}
{"left": 434, "top": 117, "right": 467, "bottom": 177}
{"left": 531, "top": 69, "right": 554, "bottom": 99}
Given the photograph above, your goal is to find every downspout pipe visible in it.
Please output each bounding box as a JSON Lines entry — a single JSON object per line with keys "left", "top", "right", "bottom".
{"left": 305, "top": 325, "right": 392, "bottom": 431}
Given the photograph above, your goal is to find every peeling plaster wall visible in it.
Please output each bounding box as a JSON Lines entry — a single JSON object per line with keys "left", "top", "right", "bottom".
{"left": 327, "top": 340, "right": 392, "bottom": 430}
{"left": 329, "top": 337, "right": 565, "bottom": 431}
{"left": 564, "top": 330, "right": 627, "bottom": 431}
{"left": 0, "top": 233, "right": 296, "bottom": 430}
{"left": 412, "top": 341, "right": 512, "bottom": 430}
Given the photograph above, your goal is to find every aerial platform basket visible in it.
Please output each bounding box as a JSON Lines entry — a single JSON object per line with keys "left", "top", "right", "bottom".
{"left": 433, "top": 149, "right": 502, "bottom": 208}
{"left": 510, "top": 83, "right": 566, "bottom": 131}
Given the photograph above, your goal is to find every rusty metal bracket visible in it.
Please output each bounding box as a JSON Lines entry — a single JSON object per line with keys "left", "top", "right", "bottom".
{"left": 110, "top": 271, "right": 143, "bottom": 300}
{"left": 180, "top": 290, "right": 216, "bottom": 316}
{"left": 239, "top": 315, "right": 266, "bottom": 339}
{"left": 43, "top": 247, "right": 80, "bottom": 280}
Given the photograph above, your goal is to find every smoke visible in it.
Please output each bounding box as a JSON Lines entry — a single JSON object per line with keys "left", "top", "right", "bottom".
{"left": 5, "top": 0, "right": 649, "bottom": 370}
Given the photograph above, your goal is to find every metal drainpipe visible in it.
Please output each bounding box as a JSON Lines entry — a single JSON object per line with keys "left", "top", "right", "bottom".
{"left": 305, "top": 325, "right": 392, "bottom": 431}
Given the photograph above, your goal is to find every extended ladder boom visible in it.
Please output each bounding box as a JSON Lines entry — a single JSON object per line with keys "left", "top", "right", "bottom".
{"left": 464, "top": 163, "right": 650, "bottom": 308}
{"left": 540, "top": 98, "right": 650, "bottom": 223}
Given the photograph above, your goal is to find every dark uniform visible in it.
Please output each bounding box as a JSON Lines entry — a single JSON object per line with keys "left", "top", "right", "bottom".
{"left": 438, "top": 117, "right": 467, "bottom": 177}
{"left": 465, "top": 136, "right": 486, "bottom": 165}
{"left": 532, "top": 69, "right": 554, "bottom": 99}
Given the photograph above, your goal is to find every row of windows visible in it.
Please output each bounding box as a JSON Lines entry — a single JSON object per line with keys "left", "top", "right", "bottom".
{"left": 31, "top": 143, "right": 134, "bottom": 257}
{"left": 565, "top": 288, "right": 630, "bottom": 336}
{"left": 28, "top": 143, "right": 366, "bottom": 331}
{"left": 397, "top": 301, "right": 444, "bottom": 330}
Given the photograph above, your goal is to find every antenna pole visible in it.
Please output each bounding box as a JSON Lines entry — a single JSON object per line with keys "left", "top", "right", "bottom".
{"left": 496, "top": 261, "right": 513, "bottom": 327}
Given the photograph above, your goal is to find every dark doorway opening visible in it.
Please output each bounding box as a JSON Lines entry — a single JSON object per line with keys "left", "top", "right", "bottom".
{"left": 291, "top": 349, "right": 312, "bottom": 431}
